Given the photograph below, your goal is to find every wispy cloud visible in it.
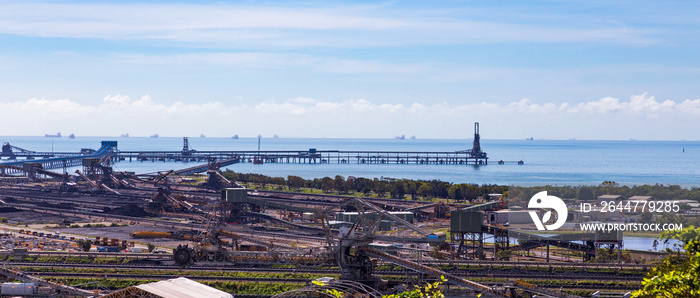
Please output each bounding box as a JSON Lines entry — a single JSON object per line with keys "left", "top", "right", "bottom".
{"left": 0, "top": 2, "right": 657, "bottom": 47}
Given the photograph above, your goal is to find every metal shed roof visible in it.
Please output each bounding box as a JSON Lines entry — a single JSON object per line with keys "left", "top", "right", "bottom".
{"left": 598, "top": 195, "right": 623, "bottom": 200}
{"left": 134, "top": 277, "right": 233, "bottom": 298}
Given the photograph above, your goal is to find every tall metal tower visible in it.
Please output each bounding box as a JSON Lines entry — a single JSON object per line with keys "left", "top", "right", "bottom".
{"left": 468, "top": 122, "right": 487, "bottom": 159}
{"left": 472, "top": 122, "right": 481, "bottom": 155}
{"left": 182, "top": 137, "right": 190, "bottom": 152}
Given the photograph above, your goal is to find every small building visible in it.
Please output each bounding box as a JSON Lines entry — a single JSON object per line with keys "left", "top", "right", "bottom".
{"left": 676, "top": 200, "right": 698, "bottom": 206}
{"left": 627, "top": 196, "right": 654, "bottom": 202}
{"left": 485, "top": 194, "right": 502, "bottom": 200}
{"left": 574, "top": 208, "right": 620, "bottom": 221}
{"left": 597, "top": 195, "right": 624, "bottom": 204}
{"left": 99, "top": 277, "right": 233, "bottom": 298}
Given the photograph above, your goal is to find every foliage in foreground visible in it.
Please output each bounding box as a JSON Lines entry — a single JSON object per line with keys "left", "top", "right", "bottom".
{"left": 632, "top": 240, "right": 700, "bottom": 297}
{"left": 314, "top": 276, "right": 446, "bottom": 298}
{"left": 383, "top": 276, "right": 446, "bottom": 298}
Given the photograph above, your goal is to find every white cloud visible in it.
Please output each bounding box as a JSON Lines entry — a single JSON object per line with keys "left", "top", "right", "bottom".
{"left": 569, "top": 93, "right": 700, "bottom": 115}
{"left": 1, "top": 94, "right": 699, "bottom": 139}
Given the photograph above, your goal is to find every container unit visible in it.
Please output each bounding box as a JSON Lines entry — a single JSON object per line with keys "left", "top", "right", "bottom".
{"left": 302, "top": 212, "right": 316, "bottom": 221}
{"left": 1, "top": 282, "right": 36, "bottom": 295}
{"left": 222, "top": 188, "right": 249, "bottom": 203}
{"left": 450, "top": 211, "right": 483, "bottom": 233}
{"left": 486, "top": 210, "right": 532, "bottom": 225}
{"left": 389, "top": 211, "right": 414, "bottom": 223}
{"left": 129, "top": 247, "right": 144, "bottom": 253}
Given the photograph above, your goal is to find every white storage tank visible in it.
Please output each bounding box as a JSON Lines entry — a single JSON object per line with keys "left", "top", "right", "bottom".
{"left": 129, "top": 247, "right": 144, "bottom": 253}
{"left": 2, "top": 282, "right": 36, "bottom": 295}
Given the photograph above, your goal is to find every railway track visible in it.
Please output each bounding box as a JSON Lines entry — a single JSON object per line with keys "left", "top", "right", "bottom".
{"left": 9, "top": 262, "right": 644, "bottom": 282}
{"left": 24, "top": 270, "right": 641, "bottom": 294}
{"left": 418, "top": 259, "right": 651, "bottom": 270}
{"left": 20, "top": 250, "right": 651, "bottom": 271}
{"left": 29, "top": 271, "right": 642, "bottom": 290}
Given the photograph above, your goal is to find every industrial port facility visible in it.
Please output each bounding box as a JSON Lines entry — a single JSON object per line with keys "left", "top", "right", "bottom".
{"left": 0, "top": 125, "right": 641, "bottom": 298}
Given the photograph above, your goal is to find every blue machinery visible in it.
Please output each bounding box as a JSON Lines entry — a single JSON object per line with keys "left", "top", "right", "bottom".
{"left": 0, "top": 141, "right": 118, "bottom": 176}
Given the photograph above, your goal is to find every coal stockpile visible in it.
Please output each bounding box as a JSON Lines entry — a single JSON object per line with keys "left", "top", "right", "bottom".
{"left": 0, "top": 207, "right": 20, "bottom": 213}
{"left": 107, "top": 204, "right": 154, "bottom": 218}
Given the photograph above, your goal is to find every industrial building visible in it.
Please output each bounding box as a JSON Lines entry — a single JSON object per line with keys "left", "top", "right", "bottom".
{"left": 596, "top": 195, "right": 624, "bottom": 204}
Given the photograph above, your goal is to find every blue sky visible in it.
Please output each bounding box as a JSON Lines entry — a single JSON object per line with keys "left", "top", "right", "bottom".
{"left": 0, "top": 1, "right": 699, "bottom": 140}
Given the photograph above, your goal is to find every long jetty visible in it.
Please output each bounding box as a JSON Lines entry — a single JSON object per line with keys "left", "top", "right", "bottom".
{"left": 116, "top": 149, "right": 489, "bottom": 165}
{"left": 0, "top": 123, "right": 526, "bottom": 174}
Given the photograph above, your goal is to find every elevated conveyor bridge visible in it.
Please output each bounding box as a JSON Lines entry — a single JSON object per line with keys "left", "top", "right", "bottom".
{"left": 0, "top": 141, "right": 118, "bottom": 175}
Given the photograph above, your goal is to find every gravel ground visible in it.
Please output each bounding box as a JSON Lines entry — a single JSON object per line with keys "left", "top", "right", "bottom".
{"left": 54, "top": 224, "right": 196, "bottom": 248}
{"left": 0, "top": 208, "right": 83, "bottom": 225}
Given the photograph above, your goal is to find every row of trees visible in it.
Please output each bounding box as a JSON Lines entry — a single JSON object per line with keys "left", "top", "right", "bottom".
{"left": 509, "top": 182, "right": 700, "bottom": 202}
{"left": 223, "top": 170, "right": 506, "bottom": 201}
{"left": 224, "top": 171, "right": 700, "bottom": 203}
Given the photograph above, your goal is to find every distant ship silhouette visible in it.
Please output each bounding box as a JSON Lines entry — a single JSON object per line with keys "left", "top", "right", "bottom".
{"left": 45, "top": 132, "right": 61, "bottom": 138}
{"left": 150, "top": 134, "right": 159, "bottom": 138}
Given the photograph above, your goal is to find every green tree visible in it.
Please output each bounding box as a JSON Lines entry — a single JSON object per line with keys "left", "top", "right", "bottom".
{"left": 658, "top": 225, "right": 700, "bottom": 249}
{"left": 76, "top": 239, "right": 92, "bottom": 252}
{"left": 272, "top": 177, "right": 286, "bottom": 189}
{"left": 417, "top": 183, "right": 433, "bottom": 199}
{"left": 390, "top": 181, "right": 406, "bottom": 199}
{"left": 578, "top": 187, "right": 594, "bottom": 201}
{"left": 447, "top": 185, "right": 463, "bottom": 201}
{"left": 495, "top": 250, "right": 512, "bottom": 261}
{"left": 334, "top": 175, "right": 346, "bottom": 194}
{"left": 320, "top": 177, "right": 334, "bottom": 193}
{"left": 287, "top": 175, "right": 304, "bottom": 191}
{"left": 632, "top": 240, "right": 700, "bottom": 297}
{"left": 405, "top": 180, "right": 418, "bottom": 200}
{"left": 373, "top": 180, "right": 388, "bottom": 197}
{"left": 461, "top": 184, "right": 480, "bottom": 202}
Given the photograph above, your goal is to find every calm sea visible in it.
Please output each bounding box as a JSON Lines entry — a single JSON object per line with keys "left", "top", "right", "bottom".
{"left": 1, "top": 136, "right": 699, "bottom": 185}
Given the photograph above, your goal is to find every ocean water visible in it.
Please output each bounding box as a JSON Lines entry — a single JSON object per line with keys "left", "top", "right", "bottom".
{"left": 1, "top": 136, "right": 699, "bottom": 185}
